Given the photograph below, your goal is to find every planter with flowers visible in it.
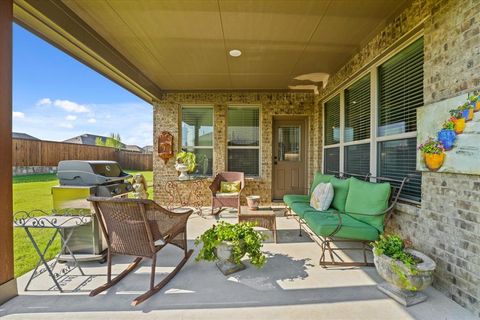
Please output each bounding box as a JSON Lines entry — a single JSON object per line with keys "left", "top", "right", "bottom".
{"left": 437, "top": 119, "right": 456, "bottom": 151}
{"left": 469, "top": 93, "right": 480, "bottom": 112}
{"left": 449, "top": 110, "right": 466, "bottom": 134}
{"left": 458, "top": 103, "right": 474, "bottom": 122}
{"left": 418, "top": 138, "right": 445, "bottom": 172}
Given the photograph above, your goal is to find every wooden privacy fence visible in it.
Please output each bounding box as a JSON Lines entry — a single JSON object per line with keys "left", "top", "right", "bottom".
{"left": 13, "top": 139, "right": 153, "bottom": 171}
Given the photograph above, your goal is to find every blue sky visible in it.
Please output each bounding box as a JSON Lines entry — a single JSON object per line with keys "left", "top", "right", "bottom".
{"left": 12, "top": 24, "right": 153, "bottom": 147}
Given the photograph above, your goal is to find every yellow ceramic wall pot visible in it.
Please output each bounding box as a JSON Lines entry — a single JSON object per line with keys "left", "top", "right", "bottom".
{"left": 454, "top": 118, "right": 466, "bottom": 134}
{"left": 476, "top": 101, "right": 480, "bottom": 112}
{"left": 424, "top": 153, "right": 445, "bottom": 172}
{"left": 468, "top": 108, "right": 474, "bottom": 121}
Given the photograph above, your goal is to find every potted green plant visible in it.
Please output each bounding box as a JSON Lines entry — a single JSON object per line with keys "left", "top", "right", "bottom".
{"left": 469, "top": 92, "right": 480, "bottom": 112}
{"left": 449, "top": 111, "right": 465, "bottom": 134}
{"left": 458, "top": 102, "right": 473, "bottom": 121}
{"left": 417, "top": 138, "right": 445, "bottom": 171}
{"left": 437, "top": 119, "right": 456, "bottom": 151}
{"left": 372, "top": 234, "right": 436, "bottom": 306}
{"left": 195, "top": 221, "right": 267, "bottom": 275}
{"left": 175, "top": 151, "right": 196, "bottom": 180}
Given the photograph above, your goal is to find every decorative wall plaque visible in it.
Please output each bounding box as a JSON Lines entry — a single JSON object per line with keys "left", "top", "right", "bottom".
{"left": 158, "top": 131, "right": 174, "bottom": 164}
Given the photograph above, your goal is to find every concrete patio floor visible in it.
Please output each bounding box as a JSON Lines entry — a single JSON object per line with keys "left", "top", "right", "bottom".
{"left": 1, "top": 208, "right": 475, "bottom": 320}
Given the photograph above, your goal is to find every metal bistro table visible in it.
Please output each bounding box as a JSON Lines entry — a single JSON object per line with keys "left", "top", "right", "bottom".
{"left": 164, "top": 176, "right": 209, "bottom": 215}
{"left": 13, "top": 210, "right": 91, "bottom": 292}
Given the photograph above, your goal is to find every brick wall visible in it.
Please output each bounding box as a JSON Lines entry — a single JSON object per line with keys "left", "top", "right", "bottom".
{"left": 153, "top": 91, "right": 317, "bottom": 206}
{"left": 397, "top": 0, "right": 480, "bottom": 314}
{"left": 319, "top": 0, "right": 480, "bottom": 315}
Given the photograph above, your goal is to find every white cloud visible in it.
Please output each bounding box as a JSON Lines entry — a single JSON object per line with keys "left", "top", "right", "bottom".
{"left": 87, "top": 118, "right": 97, "bottom": 124}
{"left": 36, "top": 98, "right": 52, "bottom": 106}
{"left": 53, "top": 99, "right": 90, "bottom": 113}
{"left": 13, "top": 111, "right": 25, "bottom": 119}
{"left": 65, "top": 115, "right": 77, "bottom": 121}
{"left": 59, "top": 123, "right": 74, "bottom": 129}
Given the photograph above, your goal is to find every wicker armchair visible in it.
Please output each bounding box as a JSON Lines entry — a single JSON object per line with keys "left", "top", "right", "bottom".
{"left": 209, "top": 172, "right": 245, "bottom": 215}
{"left": 87, "top": 197, "right": 193, "bottom": 306}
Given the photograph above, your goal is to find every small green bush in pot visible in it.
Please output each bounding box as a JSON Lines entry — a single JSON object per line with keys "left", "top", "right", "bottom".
{"left": 371, "top": 234, "right": 436, "bottom": 306}
{"left": 195, "top": 221, "right": 266, "bottom": 274}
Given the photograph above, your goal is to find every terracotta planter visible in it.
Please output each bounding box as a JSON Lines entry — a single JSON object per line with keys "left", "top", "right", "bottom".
{"left": 454, "top": 118, "right": 466, "bottom": 134}
{"left": 424, "top": 153, "right": 445, "bottom": 171}
{"left": 374, "top": 249, "right": 436, "bottom": 306}
{"left": 246, "top": 195, "right": 260, "bottom": 210}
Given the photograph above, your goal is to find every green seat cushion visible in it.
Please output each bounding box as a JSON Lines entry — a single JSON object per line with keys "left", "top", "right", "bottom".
{"left": 344, "top": 177, "right": 391, "bottom": 232}
{"left": 290, "top": 202, "right": 319, "bottom": 219}
{"left": 283, "top": 194, "right": 310, "bottom": 207}
{"left": 304, "top": 211, "right": 380, "bottom": 241}
{"left": 310, "top": 172, "right": 334, "bottom": 195}
{"left": 330, "top": 177, "right": 350, "bottom": 212}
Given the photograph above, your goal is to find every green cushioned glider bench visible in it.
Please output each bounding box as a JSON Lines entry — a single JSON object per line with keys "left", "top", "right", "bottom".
{"left": 283, "top": 172, "right": 409, "bottom": 267}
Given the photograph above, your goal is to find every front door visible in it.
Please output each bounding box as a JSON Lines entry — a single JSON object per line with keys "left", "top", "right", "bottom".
{"left": 272, "top": 118, "right": 307, "bottom": 200}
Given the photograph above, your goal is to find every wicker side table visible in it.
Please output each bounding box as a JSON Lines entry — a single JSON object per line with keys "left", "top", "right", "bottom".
{"left": 238, "top": 208, "right": 277, "bottom": 243}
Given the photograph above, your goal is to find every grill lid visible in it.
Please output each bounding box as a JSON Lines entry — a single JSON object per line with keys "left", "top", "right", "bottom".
{"left": 57, "top": 160, "right": 132, "bottom": 186}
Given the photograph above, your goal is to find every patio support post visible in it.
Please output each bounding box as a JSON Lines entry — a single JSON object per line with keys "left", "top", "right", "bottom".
{"left": 0, "top": 0, "right": 17, "bottom": 304}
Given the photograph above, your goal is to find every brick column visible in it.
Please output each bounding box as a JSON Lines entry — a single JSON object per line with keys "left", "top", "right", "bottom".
{"left": 0, "top": 0, "right": 17, "bottom": 304}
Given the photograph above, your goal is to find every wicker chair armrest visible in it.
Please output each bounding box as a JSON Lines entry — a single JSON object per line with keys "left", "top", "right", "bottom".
{"left": 146, "top": 202, "right": 192, "bottom": 236}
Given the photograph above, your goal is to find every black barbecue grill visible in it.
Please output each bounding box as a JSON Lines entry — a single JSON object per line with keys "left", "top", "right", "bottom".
{"left": 52, "top": 160, "right": 133, "bottom": 262}
{"left": 57, "top": 160, "right": 133, "bottom": 196}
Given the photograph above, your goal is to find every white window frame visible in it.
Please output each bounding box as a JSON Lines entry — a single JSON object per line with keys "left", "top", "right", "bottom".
{"left": 322, "top": 32, "right": 423, "bottom": 203}
{"left": 180, "top": 105, "right": 214, "bottom": 176}
{"left": 227, "top": 105, "right": 262, "bottom": 177}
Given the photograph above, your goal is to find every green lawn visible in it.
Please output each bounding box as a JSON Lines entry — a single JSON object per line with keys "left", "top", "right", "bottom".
{"left": 13, "top": 170, "right": 153, "bottom": 278}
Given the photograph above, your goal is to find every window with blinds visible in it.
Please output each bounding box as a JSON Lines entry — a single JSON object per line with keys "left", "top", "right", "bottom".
{"left": 324, "top": 95, "right": 340, "bottom": 145}
{"left": 324, "top": 147, "right": 339, "bottom": 175}
{"left": 181, "top": 107, "right": 213, "bottom": 176}
{"left": 227, "top": 107, "right": 260, "bottom": 176}
{"left": 345, "top": 144, "right": 370, "bottom": 177}
{"left": 345, "top": 74, "right": 370, "bottom": 142}
{"left": 378, "top": 138, "right": 422, "bottom": 201}
{"left": 378, "top": 37, "right": 424, "bottom": 137}
{"left": 322, "top": 36, "right": 424, "bottom": 203}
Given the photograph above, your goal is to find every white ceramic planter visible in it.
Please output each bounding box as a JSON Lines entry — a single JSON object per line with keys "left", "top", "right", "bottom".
{"left": 175, "top": 163, "right": 189, "bottom": 180}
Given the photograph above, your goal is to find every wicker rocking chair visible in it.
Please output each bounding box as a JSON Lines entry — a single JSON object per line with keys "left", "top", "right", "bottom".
{"left": 88, "top": 197, "right": 193, "bottom": 306}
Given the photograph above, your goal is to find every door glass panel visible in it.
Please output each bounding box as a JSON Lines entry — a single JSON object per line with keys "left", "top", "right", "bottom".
{"left": 277, "top": 126, "right": 301, "bottom": 161}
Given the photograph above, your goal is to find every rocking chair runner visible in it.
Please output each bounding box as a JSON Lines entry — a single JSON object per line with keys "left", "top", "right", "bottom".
{"left": 87, "top": 197, "right": 193, "bottom": 306}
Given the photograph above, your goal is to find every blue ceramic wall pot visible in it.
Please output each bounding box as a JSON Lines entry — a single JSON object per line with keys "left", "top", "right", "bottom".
{"left": 438, "top": 129, "right": 456, "bottom": 151}
{"left": 462, "top": 108, "right": 470, "bottom": 120}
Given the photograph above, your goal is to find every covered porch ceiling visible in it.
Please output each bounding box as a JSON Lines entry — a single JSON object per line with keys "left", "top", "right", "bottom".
{"left": 13, "top": 0, "right": 411, "bottom": 102}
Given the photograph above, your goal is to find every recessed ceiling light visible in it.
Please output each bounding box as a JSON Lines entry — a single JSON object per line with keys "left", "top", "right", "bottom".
{"left": 229, "top": 49, "right": 242, "bottom": 57}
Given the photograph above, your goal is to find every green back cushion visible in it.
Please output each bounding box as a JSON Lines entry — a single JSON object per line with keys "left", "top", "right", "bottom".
{"left": 310, "top": 173, "right": 334, "bottom": 195}
{"left": 330, "top": 177, "right": 350, "bottom": 212}
{"left": 344, "top": 177, "right": 391, "bottom": 232}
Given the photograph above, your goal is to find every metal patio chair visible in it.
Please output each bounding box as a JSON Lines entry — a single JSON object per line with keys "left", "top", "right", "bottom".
{"left": 88, "top": 197, "right": 193, "bottom": 306}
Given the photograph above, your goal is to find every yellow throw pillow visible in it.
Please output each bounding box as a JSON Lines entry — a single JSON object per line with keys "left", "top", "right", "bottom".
{"left": 220, "top": 181, "right": 241, "bottom": 193}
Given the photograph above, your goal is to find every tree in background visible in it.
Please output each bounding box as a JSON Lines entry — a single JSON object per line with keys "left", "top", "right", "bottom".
{"left": 95, "top": 133, "right": 122, "bottom": 149}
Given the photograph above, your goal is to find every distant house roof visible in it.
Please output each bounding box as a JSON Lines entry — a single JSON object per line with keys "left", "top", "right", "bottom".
{"left": 13, "top": 132, "right": 40, "bottom": 140}
{"left": 142, "top": 145, "right": 153, "bottom": 153}
{"left": 124, "top": 144, "right": 143, "bottom": 152}
{"left": 64, "top": 133, "right": 126, "bottom": 148}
